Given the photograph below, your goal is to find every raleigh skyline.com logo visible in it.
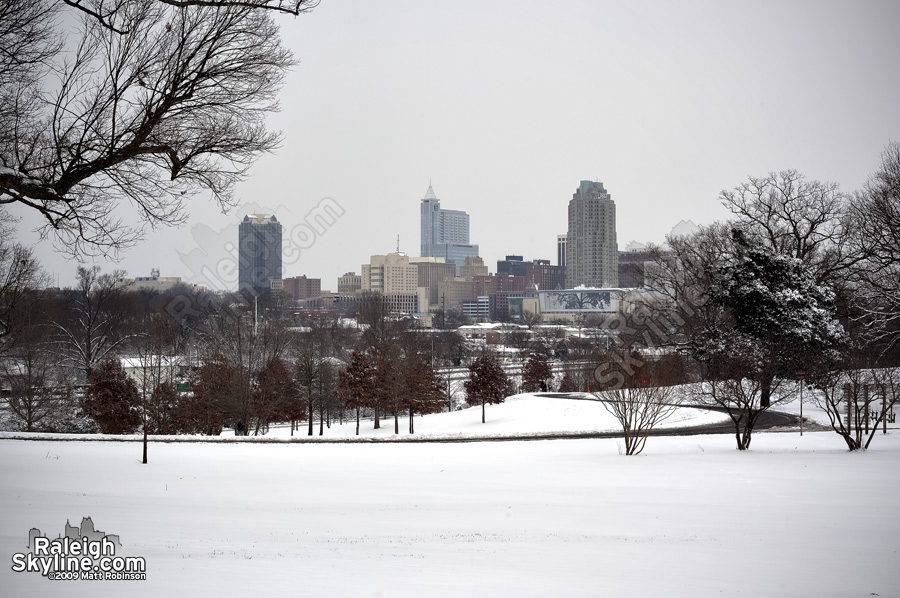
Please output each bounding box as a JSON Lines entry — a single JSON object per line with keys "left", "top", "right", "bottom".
{"left": 10, "top": 517, "right": 146, "bottom": 581}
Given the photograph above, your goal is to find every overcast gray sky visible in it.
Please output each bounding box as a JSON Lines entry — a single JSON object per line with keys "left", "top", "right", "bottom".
{"left": 11, "top": 0, "right": 900, "bottom": 290}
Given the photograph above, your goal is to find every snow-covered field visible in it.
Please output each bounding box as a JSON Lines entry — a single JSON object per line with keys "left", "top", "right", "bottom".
{"left": 262, "top": 392, "right": 730, "bottom": 439}
{"left": 2, "top": 395, "right": 898, "bottom": 597}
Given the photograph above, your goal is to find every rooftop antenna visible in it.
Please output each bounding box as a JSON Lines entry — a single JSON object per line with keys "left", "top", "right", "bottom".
{"left": 396, "top": 234, "right": 400, "bottom": 253}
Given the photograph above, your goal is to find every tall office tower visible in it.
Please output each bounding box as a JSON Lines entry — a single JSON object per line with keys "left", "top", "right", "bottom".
{"left": 238, "top": 214, "right": 282, "bottom": 294}
{"left": 565, "top": 181, "right": 618, "bottom": 288}
{"left": 419, "top": 184, "right": 479, "bottom": 274}
{"left": 557, "top": 234, "right": 567, "bottom": 268}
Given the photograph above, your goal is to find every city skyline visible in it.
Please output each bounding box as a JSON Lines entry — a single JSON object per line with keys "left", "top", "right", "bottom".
{"left": 7, "top": 1, "right": 898, "bottom": 290}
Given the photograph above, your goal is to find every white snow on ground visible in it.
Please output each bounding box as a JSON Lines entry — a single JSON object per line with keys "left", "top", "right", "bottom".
{"left": 264, "top": 393, "right": 729, "bottom": 439}
{"left": 0, "top": 393, "right": 730, "bottom": 442}
{"left": 2, "top": 394, "right": 898, "bottom": 597}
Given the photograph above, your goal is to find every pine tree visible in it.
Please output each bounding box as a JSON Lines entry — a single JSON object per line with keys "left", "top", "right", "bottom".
{"left": 704, "top": 229, "right": 847, "bottom": 407}
{"left": 253, "top": 357, "right": 297, "bottom": 435}
{"left": 337, "top": 349, "right": 376, "bottom": 436}
{"left": 146, "top": 383, "right": 179, "bottom": 435}
{"left": 400, "top": 356, "right": 444, "bottom": 434}
{"left": 465, "top": 354, "right": 514, "bottom": 423}
{"left": 181, "top": 353, "right": 230, "bottom": 435}
{"left": 80, "top": 358, "right": 141, "bottom": 434}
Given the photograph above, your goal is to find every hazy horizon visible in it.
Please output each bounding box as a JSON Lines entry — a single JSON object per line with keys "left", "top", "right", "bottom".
{"left": 9, "top": 0, "right": 900, "bottom": 290}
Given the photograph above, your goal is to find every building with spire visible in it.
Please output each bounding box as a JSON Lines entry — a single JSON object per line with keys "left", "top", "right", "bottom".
{"left": 565, "top": 180, "right": 618, "bottom": 288}
{"left": 419, "top": 183, "right": 479, "bottom": 274}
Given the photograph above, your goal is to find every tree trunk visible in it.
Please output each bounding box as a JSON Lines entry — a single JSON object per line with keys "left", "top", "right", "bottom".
{"left": 308, "top": 400, "right": 314, "bottom": 436}
{"left": 482, "top": 400, "right": 486, "bottom": 423}
{"left": 394, "top": 410, "right": 399, "bottom": 434}
{"left": 409, "top": 406, "right": 414, "bottom": 434}
{"left": 760, "top": 376, "right": 772, "bottom": 409}
{"left": 355, "top": 406, "right": 360, "bottom": 436}
{"left": 374, "top": 409, "right": 380, "bottom": 429}
{"left": 142, "top": 427, "right": 148, "bottom": 464}
{"left": 319, "top": 407, "right": 324, "bottom": 436}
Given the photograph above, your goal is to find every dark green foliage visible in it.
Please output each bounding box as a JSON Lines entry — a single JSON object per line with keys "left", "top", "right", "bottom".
{"left": 80, "top": 358, "right": 141, "bottom": 434}
{"left": 521, "top": 352, "right": 552, "bottom": 393}
{"left": 465, "top": 355, "right": 514, "bottom": 423}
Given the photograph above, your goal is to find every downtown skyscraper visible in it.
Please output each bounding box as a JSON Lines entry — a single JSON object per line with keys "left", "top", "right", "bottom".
{"left": 419, "top": 184, "right": 478, "bottom": 274}
{"left": 565, "top": 180, "right": 618, "bottom": 288}
{"left": 238, "top": 214, "right": 282, "bottom": 295}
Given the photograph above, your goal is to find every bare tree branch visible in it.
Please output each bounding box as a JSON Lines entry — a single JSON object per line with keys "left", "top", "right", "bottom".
{"left": 1, "top": 0, "right": 310, "bottom": 256}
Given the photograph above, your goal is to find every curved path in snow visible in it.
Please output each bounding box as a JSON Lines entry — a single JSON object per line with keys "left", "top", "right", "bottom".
{"left": 0, "top": 393, "right": 821, "bottom": 444}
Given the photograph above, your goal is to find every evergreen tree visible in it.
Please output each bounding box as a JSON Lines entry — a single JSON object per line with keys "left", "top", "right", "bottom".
{"left": 181, "top": 353, "right": 230, "bottom": 435}
{"left": 704, "top": 229, "right": 847, "bottom": 407}
{"left": 400, "top": 356, "right": 444, "bottom": 434}
{"left": 253, "top": 357, "right": 297, "bottom": 435}
{"left": 80, "top": 358, "right": 141, "bottom": 434}
{"left": 337, "top": 349, "right": 376, "bottom": 436}
{"left": 521, "top": 352, "right": 552, "bottom": 393}
{"left": 465, "top": 354, "right": 514, "bottom": 423}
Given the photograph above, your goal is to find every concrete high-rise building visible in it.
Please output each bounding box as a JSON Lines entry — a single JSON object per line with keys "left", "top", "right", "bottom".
{"left": 362, "top": 253, "right": 419, "bottom": 294}
{"left": 410, "top": 257, "right": 457, "bottom": 310}
{"left": 238, "top": 214, "right": 282, "bottom": 294}
{"left": 419, "top": 184, "right": 479, "bottom": 274}
{"left": 361, "top": 253, "right": 427, "bottom": 314}
{"left": 565, "top": 181, "right": 618, "bottom": 288}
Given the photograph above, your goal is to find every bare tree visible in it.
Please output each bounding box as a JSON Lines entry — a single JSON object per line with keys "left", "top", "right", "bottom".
{"left": 812, "top": 366, "right": 899, "bottom": 451}
{"left": 53, "top": 266, "right": 135, "bottom": 381}
{"left": 0, "top": 0, "right": 314, "bottom": 254}
{"left": 520, "top": 310, "right": 542, "bottom": 329}
{"left": 130, "top": 310, "right": 185, "bottom": 461}
{"left": 0, "top": 293, "right": 68, "bottom": 431}
{"left": 439, "top": 369, "right": 464, "bottom": 412}
{"left": 200, "top": 301, "right": 290, "bottom": 435}
{"left": 63, "top": 0, "right": 317, "bottom": 34}
{"left": 358, "top": 292, "right": 403, "bottom": 430}
{"left": 720, "top": 170, "right": 859, "bottom": 283}
{"left": 849, "top": 141, "right": 900, "bottom": 356}
{"left": 0, "top": 210, "right": 46, "bottom": 356}
{"left": 293, "top": 323, "right": 340, "bottom": 436}
{"left": 598, "top": 383, "right": 679, "bottom": 455}
{"left": 594, "top": 350, "right": 682, "bottom": 455}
